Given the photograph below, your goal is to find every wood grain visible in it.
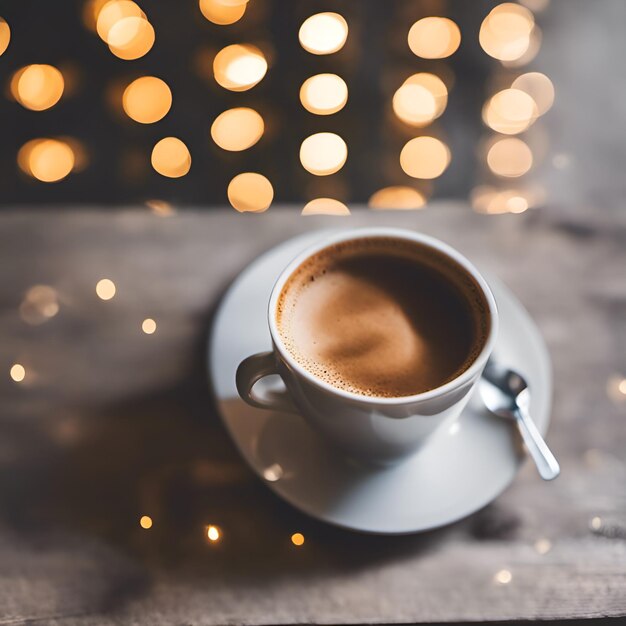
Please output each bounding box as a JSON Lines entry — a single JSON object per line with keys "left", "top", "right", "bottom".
{"left": 0, "top": 205, "right": 624, "bottom": 625}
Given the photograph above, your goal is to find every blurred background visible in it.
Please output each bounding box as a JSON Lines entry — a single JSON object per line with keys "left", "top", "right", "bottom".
{"left": 0, "top": 0, "right": 624, "bottom": 214}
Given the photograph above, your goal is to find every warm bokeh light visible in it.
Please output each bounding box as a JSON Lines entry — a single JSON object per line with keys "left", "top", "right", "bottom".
{"left": 96, "top": 0, "right": 145, "bottom": 41}
{"left": 299, "top": 13, "right": 348, "bottom": 55}
{"left": 108, "top": 16, "right": 155, "bottom": 60}
{"left": 301, "top": 198, "right": 350, "bottom": 216}
{"left": 471, "top": 185, "right": 537, "bottom": 214}
{"left": 511, "top": 72, "right": 555, "bottom": 116}
{"left": 404, "top": 73, "right": 448, "bottom": 118}
{"left": 408, "top": 17, "right": 461, "bottom": 59}
{"left": 123, "top": 76, "right": 172, "bottom": 123}
{"left": 503, "top": 26, "right": 542, "bottom": 68}
{"left": 300, "top": 132, "right": 347, "bottom": 176}
{"left": 400, "top": 136, "right": 450, "bottom": 179}
{"left": 263, "top": 463, "right": 284, "bottom": 482}
{"left": 12, "top": 65, "right": 65, "bottom": 111}
{"left": 487, "top": 137, "right": 533, "bottom": 178}
{"left": 139, "top": 515, "right": 153, "bottom": 529}
{"left": 142, "top": 318, "right": 156, "bottom": 334}
{"left": 590, "top": 516, "right": 602, "bottom": 531}
{"left": 199, "top": 0, "right": 246, "bottom": 25}
{"left": 368, "top": 186, "right": 426, "bottom": 210}
{"left": 151, "top": 137, "right": 191, "bottom": 178}
{"left": 228, "top": 173, "right": 274, "bottom": 213}
{"left": 0, "top": 17, "right": 10, "bottom": 56}
{"left": 206, "top": 525, "right": 221, "bottom": 541}
{"left": 300, "top": 74, "right": 348, "bottom": 115}
{"left": 10, "top": 363, "right": 26, "bottom": 383}
{"left": 483, "top": 88, "right": 538, "bottom": 135}
{"left": 96, "top": 278, "right": 116, "bottom": 300}
{"left": 18, "top": 139, "right": 75, "bottom": 182}
{"left": 494, "top": 569, "right": 513, "bottom": 585}
{"left": 20, "top": 285, "right": 59, "bottom": 325}
{"left": 606, "top": 374, "right": 626, "bottom": 404}
{"left": 393, "top": 83, "right": 437, "bottom": 127}
{"left": 211, "top": 107, "right": 264, "bottom": 151}
{"left": 480, "top": 3, "right": 535, "bottom": 62}
{"left": 291, "top": 532, "right": 305, "bottom": 546}
{"left": 534, "top": 539, "right": 552, "bottom": 555}
{"left": 213, "top": 44, "right": 267, "bottom": 91}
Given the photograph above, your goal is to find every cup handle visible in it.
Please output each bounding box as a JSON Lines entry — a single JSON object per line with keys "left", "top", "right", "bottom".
{"left": 236, "top": 351, "right": 298, "bottom": 413}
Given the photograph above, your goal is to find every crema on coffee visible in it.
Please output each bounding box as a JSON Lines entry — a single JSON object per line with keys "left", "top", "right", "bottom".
{"left": 276, "top": 237, "right": 490, "bottom": 398}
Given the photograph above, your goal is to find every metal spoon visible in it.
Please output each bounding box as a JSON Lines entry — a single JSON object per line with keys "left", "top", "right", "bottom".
{"left": 479, "top": 360, "right": 560, "bottom": 481}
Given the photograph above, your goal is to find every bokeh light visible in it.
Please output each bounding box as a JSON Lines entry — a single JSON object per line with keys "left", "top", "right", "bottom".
{"left": 487, "top": 137, "right": 533, "bottom": 177}
{"left": 146, "top": 199, "right": 175, "bottom": 216}
{"left": 301, "top": 198, "right": 350, "bottom": 216}
{"left": 291, "top": 532, "right": 305, "bottom": 546}
{"left": 483, "top": 88, "right": 538, "bottom": 134}
{"left": 96, "top": 1, "right": 145, "bottom": 41}
{"left": 139, "top": 515, "right": 153, "bottom": 529}
{"left": 213, "top": 44, "right": 267, "bottom": 91}
{"left": 479, "top": 3, "right": 535, "bottom": 62}
{"left": 141, "top": 318, "right": 156, "bottom": 334}
{"left": 408, "top": 17, "right": 461, "bottom": 59}
{"left": 511, "top": 72, "right": 555, "bottom": 116}
{"left": 0, "top": 17, "right": 11, "bottom": 56}
{"left": 206, "top": 525, "right": 221, "bottom": 542}
{"left": 123, "top": 76, "right": 172, "bottom": 123}
{"left": 20, "top": 285, "right": 59, "bottom": 325}
{"left": 300, "top": 132, "right": 347, "bottom": 176}
{"left": 96, "top": 278, "right": 116, "bottom": 300}
{"left": 151, "top": 137, "right": 191, "bottom": 178}
{"left": 299, "top": 13, "right": 348, "bottom": 55}
{"left": 108, "top": 16, "right": 155, "bottom": 60}
{"left": 503, "top": 26, "right": 542, "bottom": 67}
{"left": 300, "top": 74, "right": 348, "bottom": 115}
{"left": 18, "top": 139, "right": 75, "bottom": 182}
{"left": 403, "top": 73, "right": 448, "bottom": 117}
{"left": 12, "top": 65, "right": 65, "bottom": 111}
{"left": 494, "top": 569, "right": 513, "bottom": 585}
{"left": 393, "top": 83, "right": 437, "bottom": 127}
{"left": 199, "top": 0, "right": 246, "bottom": 25}
{"left": 211, "top": 107, "right": 264, "bottom": 151}
{"left": 534, "top": 539, "right": 552, "bottom": 555}
{"left": 400, "top": 136, "right": 450, "bottom": 179}
{"left": 10, "top": 363, "right": 26, "bottom": 383}
{"left": 228, "top": 173, "right": 274, "bottom": 213}
{"left": 368, "top": 186, "right": 426, "bottom": 210}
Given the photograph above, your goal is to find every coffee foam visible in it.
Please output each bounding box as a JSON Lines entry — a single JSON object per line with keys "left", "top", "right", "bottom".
{"left": 276, "top": 237, "right": 490, "bottom": 398}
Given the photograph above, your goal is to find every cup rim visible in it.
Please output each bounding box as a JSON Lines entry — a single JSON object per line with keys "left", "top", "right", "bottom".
{"left": 267, "top": 227, "right": 499, "bottom": 405}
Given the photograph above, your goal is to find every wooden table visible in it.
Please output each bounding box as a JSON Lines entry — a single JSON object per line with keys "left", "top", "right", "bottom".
{"left": 1, "top": 205, "right": 624, "bottom": 625}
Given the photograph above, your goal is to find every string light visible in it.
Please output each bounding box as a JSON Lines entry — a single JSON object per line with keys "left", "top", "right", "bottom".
{"left": 494, "top": 569, "right": 512, "bottom": 585}
{"left": 299, "top": 13, "right": 348, "bottom": 55}
{"left": 408, "top": 17, "right": 461, "bottom": 59}
{"left": 483, "top": 88, "right": 538, "bottom": 135}
{"left": 139, "top": 515, "right": 153, "bottom": 529}
{"left": 400, "top": 136, "right": 450, "bottom": 179}
{"left": 368, "top": 186, "right": 426, "bottom": 210}
{"left": 10, "top": 364, "right": 26, "bottom": 383}
{"left": 11, "top": 65, "right": 65, "bottom": 111}
{"left": 227, "top": 173, "right": 274, "bottom": 213}
{"left": 211, "top": 107, "right": 264, "bottom": 151}
{"left": 300, "top": 74, "right": 348, "bottom": 115}
{"left": 206, "top": 525, "right": 221, "bottom": 542}
{"left": 0, "top": 17, "right": 10, "bottom": 56}
{"left": 151, "top": 137, "right": 191, "bottom": 178}
{"left": 290, "top": 532, "right": 305, "bottom": 546}
{"left": 18, "top": 139, "right": 75, "bottom": 183}
{"left": 96, "top": 278, "right": 116, "bottom": 300}
{"left": 300, "top": 133, "right": 347, "bottom": 176}
{"left": 479, "top": 3, "right": 535, "bottom": 62}
{"left": 213, "top": 44, "right": 267, "bottom": 91}
{"left": 301, "top": 198, "right": 350, "bottom": 216}
{"left": 141, "top": 318, "right": 156, "bottom": 334}
{"left": 487, "top": 137, "right": 533, "bottom": 178}
{"left": 123, "top": 76, "right": 172, "bottom": 123}
{"left": 511, "top": 72, "right": 555, "bottom": 116}
{"left": 199, "top": 0, "right": 247, "bottom": 25}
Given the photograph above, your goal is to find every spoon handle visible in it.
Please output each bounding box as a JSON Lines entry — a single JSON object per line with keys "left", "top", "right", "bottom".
{"left": 515, "top": 406, "right": 560, "bottom": 480}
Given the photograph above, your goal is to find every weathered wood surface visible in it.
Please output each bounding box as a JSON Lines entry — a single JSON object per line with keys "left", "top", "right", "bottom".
{"left": 0, "top": 205, "right": 624, "bottom": 625}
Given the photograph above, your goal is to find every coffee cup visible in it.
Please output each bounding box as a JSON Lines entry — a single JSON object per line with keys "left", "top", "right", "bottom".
{"left": 236, "top": 228, "right": 498, "bottom": 464}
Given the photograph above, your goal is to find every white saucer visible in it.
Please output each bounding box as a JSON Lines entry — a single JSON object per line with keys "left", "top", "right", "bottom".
{"left": 209, "top": 231, "right": 552, "bottom": 534}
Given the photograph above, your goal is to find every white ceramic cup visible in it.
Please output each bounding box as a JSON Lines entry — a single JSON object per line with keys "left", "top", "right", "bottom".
{"left": 236, "top": 228, "right": 498, "bottom": 464}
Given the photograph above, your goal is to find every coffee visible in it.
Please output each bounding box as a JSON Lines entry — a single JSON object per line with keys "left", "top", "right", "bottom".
{"left": 276, "top": 237, "right": 490, "bottom": 398}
